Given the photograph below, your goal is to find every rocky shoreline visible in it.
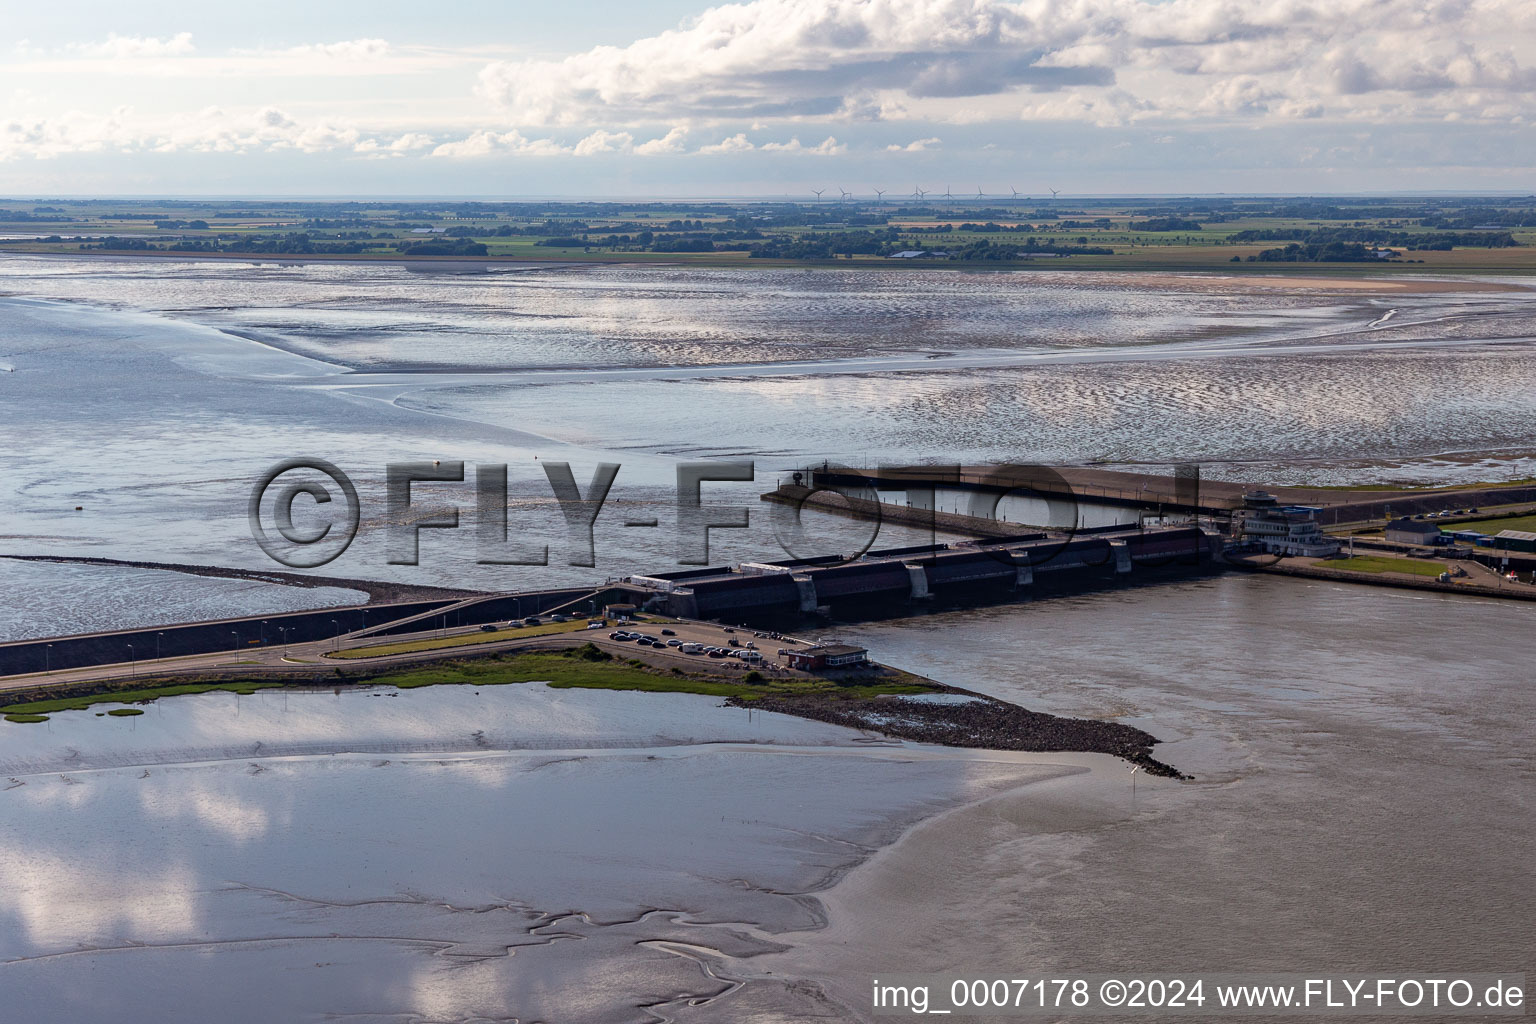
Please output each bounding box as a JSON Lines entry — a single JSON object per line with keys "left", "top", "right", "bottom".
{"left": 730, "top": 691, "right": 1186, "bottom": 778}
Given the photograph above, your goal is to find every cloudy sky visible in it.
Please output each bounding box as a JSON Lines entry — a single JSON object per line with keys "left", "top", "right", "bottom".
{"left": 3, "top": 0, "right": 1534, "bottom": 195}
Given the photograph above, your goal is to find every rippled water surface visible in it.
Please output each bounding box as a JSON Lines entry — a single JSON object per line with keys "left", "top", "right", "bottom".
{"left": 1, "top": 254, "right": 1533, "bottom": 1022}
{"left": 1, "top": 578, "right": 1529, "bottom": 1022}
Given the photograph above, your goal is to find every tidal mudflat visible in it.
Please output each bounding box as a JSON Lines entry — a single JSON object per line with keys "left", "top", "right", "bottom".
{"left": 0, "top": 682, "right": 1088, "bottom": 1023}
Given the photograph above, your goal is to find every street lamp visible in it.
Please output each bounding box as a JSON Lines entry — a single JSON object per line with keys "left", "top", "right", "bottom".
{"left": 260, "top": 620, "right": 267, "bottom": 645}
{"left": 45, "top": 644, "right": 52, "bottom": 674}
{"left": 155, "top": 632, "right": 164, "bottom": 660}
{"left": 331, "top": 619, "right": 340, "bottom": 651}
{"left": 127, "top": 643, "right": 135, "bottom": 678}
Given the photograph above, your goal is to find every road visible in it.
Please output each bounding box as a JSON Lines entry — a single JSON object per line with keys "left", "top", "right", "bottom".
{"left": 0, "top": 614, "right": 831, "bottom": 701}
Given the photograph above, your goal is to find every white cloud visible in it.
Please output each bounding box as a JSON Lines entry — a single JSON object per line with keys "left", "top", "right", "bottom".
{"left": 0, "top": 105, "right": 387, "bottom": 161}
{"left": 887, "top": 136, "right": 941, "bottom": 151}
{"left": 634, "top": 126, "right": 689, "bottom": 155}
{"left": 697, "top": 132, "right": 756, "bottom": 154}
{"left": 571, "top": 128, "right": 634, "bottom": 155}
{"left": 761, "top": 135, "right": 846, "bottom": 154}
{"left": 71, "top": 33, "right": 195, "bottom": 59}
{"left": 632, "top": 125, "right": 688, "bottom": 154}
{"left": 472, "top": 0, "right": 1536, "bottom": 128}
{"left": 255, "top": 38, "right": 391, "bottom": 61}
{"left": 429, "top": 129, "right": 573, "bottom": 158}
{"left": 354, "top": 131, "right": 437, "bottom": 156}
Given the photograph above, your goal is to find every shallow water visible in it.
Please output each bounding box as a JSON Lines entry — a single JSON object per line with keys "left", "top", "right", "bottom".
{"left": 1, "top": 254, "right": 1533, "bottom": 1022}
{"left": 0, "top": 560, "right": 364, "bottom": 642}
{"left": 755, "top": 573, "right": 1535, "bottom": 1019}
{"left": 0, "top": 684, "right": 1050, "bottom": 1024}
{"left": 3, "top": 255, "right": 1535, "bottom": 642}
{"left": 0, "top": 576, "right": 1528, "bottom": 1022}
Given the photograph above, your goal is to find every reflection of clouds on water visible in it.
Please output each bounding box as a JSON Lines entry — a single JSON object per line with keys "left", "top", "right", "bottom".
{"left": 0, "top": 684, "right": 1046, "bottom": 1023}
{"left": 0, "top": 848, "right": 200, "bottom": 949}
{"left": 0, "top": 684, "right": 861, "bottom": 777}
{"left": 137, "top": 775, "right": 277, "bottom": 841}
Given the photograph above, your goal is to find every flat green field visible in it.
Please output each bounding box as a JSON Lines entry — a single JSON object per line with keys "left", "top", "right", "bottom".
{"left": 1453, "top": 514, "right": 1536, "bottom": 535}
{"left": 327, "top": 619, "right": 592, "bottom": 659}
{"left": 7, "top": 196, "right": 1536, "bottom": 274}
{"left": 1332, "top": 556, "right": 1449, "bottom": 577}
{"left": 371, "top": 646, "right": 935, "bottom": 700}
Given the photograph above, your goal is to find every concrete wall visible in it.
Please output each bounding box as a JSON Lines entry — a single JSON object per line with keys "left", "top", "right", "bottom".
{"left": 0, "top": 599, "right": 457, "bottom": 676}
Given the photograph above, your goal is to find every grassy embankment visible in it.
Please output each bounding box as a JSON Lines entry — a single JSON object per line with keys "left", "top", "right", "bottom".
{"left": 326, "top": 619, "right": 592, "bottom": 659}
{"left": 2, "top": 681, "right": 281, "bottom": 722}
{"left": 375, "top": 646, "right": 936, "bottom": 700}
{"left": 1331, "top": 556, "right": 1449, "bottom": 577}
{"left": 1455, "top": 513, "right": 1536, "bottom": 534}
{"left": 0, "top": 646, "right": 933, "bottom": 723}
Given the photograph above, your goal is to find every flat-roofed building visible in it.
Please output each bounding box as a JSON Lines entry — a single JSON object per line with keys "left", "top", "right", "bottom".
{"left": 784, "top": 644, "right": 869, "bottom": 671}
{"left": 1492, "top": 529, "right": 1536, "bottom": 554}
{"left": 1384, "top": 518, "right": 1443, "bottom": 546}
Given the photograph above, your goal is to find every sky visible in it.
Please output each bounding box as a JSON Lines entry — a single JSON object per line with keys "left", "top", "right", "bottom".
{"left": 3, "top": 0, "right": 1535, "bottom": 196}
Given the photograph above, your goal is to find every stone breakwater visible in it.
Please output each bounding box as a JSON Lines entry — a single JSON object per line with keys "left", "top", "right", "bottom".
{"left": 730, "top": 691, "right": 1185, "bottom": 778}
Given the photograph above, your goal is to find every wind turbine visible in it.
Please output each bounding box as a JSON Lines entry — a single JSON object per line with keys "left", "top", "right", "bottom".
{"left": 839, "top": 188, "right": 852, "bottom": 202}
{"left": 1049, "top": 187, "right": 1061, "bottom": 201}
{"left": 873, "top": 188, "right": 886, "bottom": 204}
{"left": 1010, "top": 187, "right": 1022, "bottom": 203}
{"left": 943, "top": 185, "right": 954, "bottom": 211}
{"left": 976, "top": 186, "right": 986, "bottom": 201}
{"left": 812, "top": 188, "right": 824, "bottom": 203}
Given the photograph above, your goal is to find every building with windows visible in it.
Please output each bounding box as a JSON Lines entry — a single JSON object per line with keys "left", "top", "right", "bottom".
{"left": 1235, "top": 492, "right": 1340, "bottom": 557}
{"left": 1492, "top": 529, "right": 1536, "bottom": 554}
{"left": 784, "top": 644, "right": 870, "bottom": 671}
{"left": 1384, "top": 518, "right": 1444, "bottom": 546}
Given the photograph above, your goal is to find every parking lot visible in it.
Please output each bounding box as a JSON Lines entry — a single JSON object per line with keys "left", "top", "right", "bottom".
{"left": 588, "top": 617, "right": 818, "bottom": 676}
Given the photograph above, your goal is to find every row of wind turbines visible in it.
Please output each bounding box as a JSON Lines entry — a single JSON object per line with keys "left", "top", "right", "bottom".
{"left": 809, "top": 186, "right": 1061, "bottom": 204}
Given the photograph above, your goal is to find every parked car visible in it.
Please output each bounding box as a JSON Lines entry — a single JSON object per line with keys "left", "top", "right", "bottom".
{"left": 480, "top": 624, "right": 499, "bottom": 632}
{"left": 707, "top": 650, "right": 727, "bottom": 658}
{"left": 522, "top": 616, "right": 541, "bottom": 625}
{"left": 660, "top": 629, "right": 676, "bottom": 636}
{"left": 666, "top": 638, "right": 682, "bottom": 647}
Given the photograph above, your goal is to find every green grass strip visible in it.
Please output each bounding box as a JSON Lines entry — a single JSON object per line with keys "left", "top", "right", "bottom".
{"left": 1452, "top": 513, "right": 1536, "bottom": 535}
{"left": 326, "top": 620, "right": 593, "bottom": 659}
{"left": 366, "top": 647, "right": 936, "bottom": 701}
{"left": 1, "top": 681, "right": 279, "bottom": 717}
{"left": 1332, "top": 555, "right": 1449, "bottom": 577}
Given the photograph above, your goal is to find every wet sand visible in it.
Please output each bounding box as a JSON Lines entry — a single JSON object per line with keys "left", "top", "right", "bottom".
{"left": 1121, "top": 272, "right": 1530, "bottom": 293}
{"left": 0, "top": 683, "right": 1078, "bottom": 1023}
{"left": 718, "top": 752, "right": 1146, "bottom": 1020}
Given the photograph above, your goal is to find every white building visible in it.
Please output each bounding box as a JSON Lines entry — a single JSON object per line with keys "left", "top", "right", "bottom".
{"left": 1236, "top": 493, "right": 1340, "bottom": 557}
